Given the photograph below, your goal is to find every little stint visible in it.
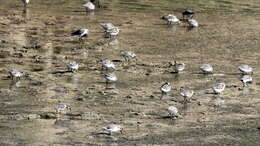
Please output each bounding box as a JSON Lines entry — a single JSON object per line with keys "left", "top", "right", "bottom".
{"left": 168, "top": 106, "right": 179, "bottom": 118}
{"left": 213, "top": 83, "right": 226, "bottom": 94}
{"left": 102, "top": 124, "right": 123, "bottom": 135}
{"left": 200, "top": 64, "right": 213, "bottom": 74}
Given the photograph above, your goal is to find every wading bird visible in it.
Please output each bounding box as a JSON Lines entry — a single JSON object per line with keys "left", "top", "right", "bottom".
{"left": 200, "top": 64, "right": 213, "bottom": 74}
{"left": 171, "top": 61, "right": 185, "bottom": 73}
{"left": 102, "top": 124, "right": 123, "bottom": 135}
{"left": 182, "top": 10, "right": 194, "bottom": 20}
{"left": 105, "top": 27, "right": 120, "bottom": 38}
{"left": 160, "top": 82, "right": 171, "bottom": 99}
{"left": 83, "top": 2, "right": 95, "bottom": 12}
{"left": 71, "top": 28, "right": 89, "bottom": 42}
{"left": 66, "top": 61, "right": 79, "bottom": 72}
{"left": 168, "top": 106, "right": 179, "bottom": 119}
{"left": 213, "top": 83, "right": 226, "bottom": 94}
{"left": 98, "top": 59, "right": 116, "bottom": 70}
{"left": 239, "top": 64, "right": 253, "bottom": 75}
{"left": 161, "top": 14, "right": 180, "bottom": 25}
{"left": 9, "top": 69, "right": 24, "bottom": 80}
{"left": 180, "top": 88, "right": 194, "bottom": 103}
{"left": 241, "top": 75, "right": 252, "bottom": 87}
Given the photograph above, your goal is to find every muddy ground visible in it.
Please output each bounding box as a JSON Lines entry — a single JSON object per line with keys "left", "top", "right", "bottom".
{"left": 0, "top": 0, "right": 260, "bottom": 145}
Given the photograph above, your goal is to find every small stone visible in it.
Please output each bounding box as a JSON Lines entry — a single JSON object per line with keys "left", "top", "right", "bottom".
{"left": 125, "top": 95, "right": 132, "bottom": 99}
{"left": 40, "top": 113, "right": 57, "bottom": 119}
{"left": 76, "top": 96, "right": 85, "bottom": 101}
{"left": 13, "top": 53, "right": 23, "bottom": 58}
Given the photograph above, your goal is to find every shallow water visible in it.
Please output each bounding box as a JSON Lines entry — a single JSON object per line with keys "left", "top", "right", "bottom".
{"left": 0, "top": 0, "right": 260, "bottom": 145}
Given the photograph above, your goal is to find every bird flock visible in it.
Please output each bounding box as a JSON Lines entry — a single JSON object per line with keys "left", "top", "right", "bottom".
{"left": 8, "top": 0, "right": 255, "bottom": 135}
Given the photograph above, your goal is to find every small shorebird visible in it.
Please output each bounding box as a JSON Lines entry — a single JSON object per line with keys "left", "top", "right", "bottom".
{"left": 180, "top": 88, "right": 194, "bottom": 102}
{"left": 120, "top": 51, "right": 136, "bottom": 63}
{"left": 102, "top": 124, "right": 123, "bottom": 135}
{"left": 83, "top": 2, "right": 95, "bottom": 11}
{"left": 71, "top": 29, "right": 89, "bottom": 41}
{"left": 168, "top": 106, "right": 179, "bottom": 118}
{"left": 238, "top": 64, "right": 253, "bottom": 74}
{"left": 100, "top": 23, "right": 115, "bottom": 31}
{"left": 170, "top": 61, "right": 185, "bottom": 73}
{"left": 161, "top": 14, "right": 180, "bottom": 25}
{"left": 188, "top": 19, "right": 199, "bottom": 27}
{"left": 105, "top": 27, "right": 120, "bottom": 38}
{"left": 21, "top": 0, "right": 30, "bottom": 7}
{"left": 55, "top": 103, "right": 71, "bottom": 113}
{"left": 200, "top": 64, "right": 213, "bottom": 74}
{"left": 182, "top": 10, "right": 194, "bottom": 20}
{"left": 241, "top": 75, "right": 253, "bottom": 87}
{"left": 213, "top": 83, "right": 226, "bottom": 94}
{"left": 9, "top": 69, "right": 24, "bottom": 80}
{"left": 98, "top": 59, "right": 116, "bottom": 70}
{"left": 160, "top": 82, "right": 171, "bottom": 99}
{"left": 66, "top": 61, "right": 79, "bottom": 72}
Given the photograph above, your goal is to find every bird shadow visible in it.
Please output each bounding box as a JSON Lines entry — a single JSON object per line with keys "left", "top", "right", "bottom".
{"left": 166, "top": 71, "right": 179, "bottom": 74}
{"left": 112, "top": 59, "right": 123, "bottom": 63}
{"left": 156, "top": 116, "right": 172, "bottom": 119}
{"left": 153, "top": 23, "right": 174, "bottom": 26}
{"left": 72, "top": 10, "right": 87, "bottom": 13}
{"left": 49, "top": 70, "right": 73, "bottom": 74}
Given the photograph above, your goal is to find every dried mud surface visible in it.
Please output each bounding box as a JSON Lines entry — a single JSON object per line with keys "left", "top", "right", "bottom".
{"left": 0, "top": 0, "right": 260, "bottom": 145}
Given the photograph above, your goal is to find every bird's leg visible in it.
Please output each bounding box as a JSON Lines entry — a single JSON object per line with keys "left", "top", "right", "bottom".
{"left": 105, "top": 80, "right": 109, "bottom": 89}
{"left": 97, "top": 1, "right": 101, "bottom": 8}
{"left": 183, "top": 97, "right": 188, "bottom": 104}
{"left": 134, "top": 58, "right": 138, "bottom": 65}
{"left": 127, "top": 59, "right": 131, "bottom": 65}
{"left": 243, "top": 83, "right": 247, "bottom": 88}
{"left": 78, "top": 37, "right": 82, "bottom": 42}
{"left": 160, "top": 92, "right": 165, "bottom": 100}
{"left": 123, "top": 57, "right": 127, "bottom": 66}
{"left": 23, "top": 7, "right": 27, "bottom": 14}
